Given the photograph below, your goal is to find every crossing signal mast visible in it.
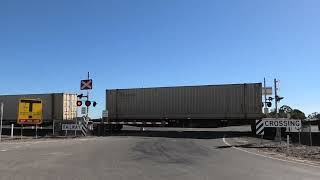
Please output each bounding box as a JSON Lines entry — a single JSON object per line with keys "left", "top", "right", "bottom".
{"left": 274, "top": 78, "right": 284, "bottom": 142}
{"left": 274, "top": 78, "right": 284, "bottom": 115}
{"left": 77, "top": 72, "right": 97, "bottom": 117}
{"left": 262, "top": 78, "right": 284, "bottom": 112}
{"left": 262, "top": 78, "right": 284, "bottom": 141}
{"left": 262, "top": 78, "right": 274, "bottom": 113}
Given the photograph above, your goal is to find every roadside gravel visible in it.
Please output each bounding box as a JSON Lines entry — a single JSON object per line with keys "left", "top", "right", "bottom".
{"left": 226, "top": 135, "right": 320, "bottom": 164}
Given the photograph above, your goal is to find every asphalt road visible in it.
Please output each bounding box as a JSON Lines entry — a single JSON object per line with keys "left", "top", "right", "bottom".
{"left": 0, "top": 127, "right": 319, "bottom": 180}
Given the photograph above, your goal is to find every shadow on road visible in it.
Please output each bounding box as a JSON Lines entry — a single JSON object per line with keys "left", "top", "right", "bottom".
{"left": 104, "top": 130, "right": 253, "bottom": 140}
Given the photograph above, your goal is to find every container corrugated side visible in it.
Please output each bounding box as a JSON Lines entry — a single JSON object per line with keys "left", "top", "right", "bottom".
{"left": 106, "top": 83, "right": 262, "bottom": 120}
{"left": 53, "top": 93, "right": 77, "bottom": 121}
{"left": 62, "top": 93, "right": 77, "bottom": 120}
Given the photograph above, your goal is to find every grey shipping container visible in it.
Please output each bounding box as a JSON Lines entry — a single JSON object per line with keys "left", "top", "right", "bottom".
{"left": 106, "top": 83, "right": 263, "bottom": 121}
{"left": 0, "top": 93, "right": 78, "bottom": 123}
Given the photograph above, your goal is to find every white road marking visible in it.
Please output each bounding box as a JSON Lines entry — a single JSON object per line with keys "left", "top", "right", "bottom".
{"left": 43, "top": 152, "right": 72, "bottom": 156}
{"left": 222, "top": 137, "right": 320, "bottom": 169}
{"left": 236, "top": 139, "right": 248, "bottom": 143}
{"left": 0, "top": 149, "right": 7, "bottom": 152}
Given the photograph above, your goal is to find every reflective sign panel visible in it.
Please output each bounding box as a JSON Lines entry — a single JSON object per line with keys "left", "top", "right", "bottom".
{"left": 81, "top": 79, "right": 93, "bottom": 90}
{"left": 262, "top": 87, "right": 273, "bottom": 95}
{"left": 18, "top": 98, "right": 43, "bottom": 125}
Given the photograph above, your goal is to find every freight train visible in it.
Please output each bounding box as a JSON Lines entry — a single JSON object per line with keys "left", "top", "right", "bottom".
{"left": 101, "top": 83, "right": 263, "bottom": 131}
{"left": 0, "top": 83, "right": 263, "bottom": 134}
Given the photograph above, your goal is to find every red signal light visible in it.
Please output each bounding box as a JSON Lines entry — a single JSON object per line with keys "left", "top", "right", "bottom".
{"left": 85, "top": 101, "right": 91, "bottom": 107}
{"left": 76, "top": 101, "right": 82, "bottom": 107}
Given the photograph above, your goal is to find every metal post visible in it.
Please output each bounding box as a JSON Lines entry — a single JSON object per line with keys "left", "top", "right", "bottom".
{"left": 0, "top": 102, "right": 3, "bottom": 142}
{"left": 274, "top": 79, "right": 277, "bottom": 113}
{"left": 74, "top": 117, "right": 77, "bottom": 137}
{"left": 287, "top": 134, "right": 289, "bottom": 156}
{"left": 36, "top": 124, "right": 38, "bottom": 139}
{"left": 309, "top": 123, "right": 312, "bottom": 146}
{"left": 52, "top": 120, "right": 55, "bottom": 136}
{"left": 298, "top": 128, "right": 301, "bottom": 145}
{"left": 74, "top": 123, "right": 77, "bottom": 137}
{"left": 274, "top": 78, "right": 281, "bottom": 143}
{"left": 264, "top": 78, "right": 267, "bottom": 111}
{"left": 21, "top": 125, "right": 23, "bottom": 140}
{"left": 11, "top": 124, "right": 14, "bottom": 138}
{"left": 75, "top": 111, "right": 78, "bottom": 136}
{"left": 86, "top": 72, "right": 90, "bottom": 117}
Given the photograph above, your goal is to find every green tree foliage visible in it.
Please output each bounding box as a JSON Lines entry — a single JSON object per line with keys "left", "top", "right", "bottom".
{"left": 308, "top": 112, "right": 320, "bottom": 120}
{"left": 278, "top": 105, "right": 293, "bottom": 118}
{"left": 279, "top": 105, "right": 292, "bottom": 114}
{"left": 267, "top": 105, "right": 306, "bottom": 119}
{"left": 290, "top": 109, "right": 306, "bottom": 120}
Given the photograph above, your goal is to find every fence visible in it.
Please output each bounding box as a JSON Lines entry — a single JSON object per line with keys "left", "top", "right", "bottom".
{"left": 289, "top": 132, "right": 320, "bottom": 146}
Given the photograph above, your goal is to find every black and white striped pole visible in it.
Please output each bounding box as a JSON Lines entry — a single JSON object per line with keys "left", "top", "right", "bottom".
{"left": 256, "top": 119, "right": 264, "bottom": 144}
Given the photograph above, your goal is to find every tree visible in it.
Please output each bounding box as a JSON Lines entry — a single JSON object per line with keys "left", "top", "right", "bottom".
{"left": 279, "top": 105, "right": 292, "bottom": 114}
{"left": 278, "top": 105, "right": 293, "bottom": 118}
{"left": 308, "top": 112, "right": 320, "bottom": 120}
{"left": 291, "top": 109, "right": 306, "bottom": 120}
{"left": 267, "top": 105, "right": 306, "bottom": 119}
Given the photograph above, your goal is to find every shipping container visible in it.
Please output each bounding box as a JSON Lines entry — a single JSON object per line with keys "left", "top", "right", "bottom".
{"left": 106, "top": 83, "right": 263, "bottom": 121}
{"left": 0, "top": 93, "right": 77, "bottom": 124}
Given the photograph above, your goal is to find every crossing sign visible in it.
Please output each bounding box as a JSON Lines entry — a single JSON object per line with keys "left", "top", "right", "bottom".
{"left": 62, "top": 124, "right": 81, "bottom": 131}
{"left": 262, "top": 118, "right": 301, "bottom": 128}
{"left": 256, "top": 118, "right": 302, "bottom": 135}
{"left": 81, "top": 79, "right": 93, "bottom": 90}
{"left": 18, "top": 98, "right": 43, "bottom": 125}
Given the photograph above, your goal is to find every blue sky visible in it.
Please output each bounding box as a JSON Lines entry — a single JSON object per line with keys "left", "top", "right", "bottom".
{"left": 1, "top": 0, "right": 319, "bottom": 117}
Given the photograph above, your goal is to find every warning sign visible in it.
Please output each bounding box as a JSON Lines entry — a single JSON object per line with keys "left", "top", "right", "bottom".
{"left": 81, "top": 79, "right": 93, "bottom": 90}
{"left": 17, "top": 98, "right": 43, "bottom": 125}
{"left": 256, "top": 118, "right": 302, "bottom": 135}
{"left": 263, "top": 118, "right": 301, "bottom": 128}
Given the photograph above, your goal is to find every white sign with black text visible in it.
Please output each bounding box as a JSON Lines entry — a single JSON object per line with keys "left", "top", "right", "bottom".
{"left": 256, "top": 118, "right": 302, "bottom": 135}
{"left": 262, "top": 118, "right": 301, "bottom": 128}
{"left": 62, "top": 124, "right": 81, "bottom": 131}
